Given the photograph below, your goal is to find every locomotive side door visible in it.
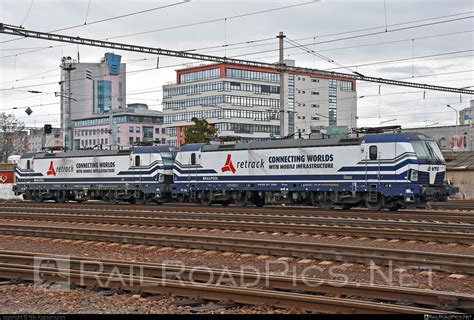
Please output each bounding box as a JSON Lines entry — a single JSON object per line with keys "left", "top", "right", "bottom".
{"left": 367, "top": 145, "right": 380, "bottom": 202}
{"left": 188, "top": 152, "right": 198, "bottom": 200}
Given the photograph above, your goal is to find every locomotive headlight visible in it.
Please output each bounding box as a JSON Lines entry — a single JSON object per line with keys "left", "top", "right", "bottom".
{"left": 158, "top": 174, "right": 165, "bottom": 183}
{"left": 410, "top": 169, "right": 418, "bottom": 182}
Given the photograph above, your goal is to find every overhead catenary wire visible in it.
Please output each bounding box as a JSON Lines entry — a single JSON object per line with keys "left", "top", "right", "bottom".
{"left": 2, "top": 28, "right": 472, "bottom": 91}
{"left": 19, "top": 0, "right": 34, "bottom": 28}
{"left": 0, "top": 1, "right": 189, "bottom": 45}
{"left": 285, "top": 37, "right": 357, "bottom": 74}
{"left": 1, "top": 24, "right": 472, "bottom": 95}
{"left": 1, "top": 8, "right": 472, "bottom": 61}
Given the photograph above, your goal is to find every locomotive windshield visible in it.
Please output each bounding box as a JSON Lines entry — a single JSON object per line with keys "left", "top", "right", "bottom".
{"left": 161, "top": 151, "right": 175, "bottom": 166}
{"left": 411, "top": 140, "right": 444, "bottom": 162}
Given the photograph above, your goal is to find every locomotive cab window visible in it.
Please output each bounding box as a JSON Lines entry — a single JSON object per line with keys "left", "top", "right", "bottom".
{"left": 134, "top": 155, "right": 140, "bottom": 166}
{"left": 369, "top": 146, "right": 378, "bottom": 160}
{"left": 191, "top": 153, "right": 196, "bottom": 165}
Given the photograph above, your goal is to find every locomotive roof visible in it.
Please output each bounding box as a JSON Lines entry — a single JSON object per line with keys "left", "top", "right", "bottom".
{"left": 22, "top": 145, "right": 173, "bottom": 159}
{"left": 183, "top": 132, "right": 436, "bottom": 153}
{"left": 201, "top": 137, "right": 363, "bottom": 152}
{"left": 30, "top": 149, "right": 131, "bottom": 159}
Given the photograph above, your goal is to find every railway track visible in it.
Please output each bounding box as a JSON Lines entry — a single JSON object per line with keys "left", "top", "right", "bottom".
{"left": 431, "top": 200, "right": 474, "bottom": 211}
{"left": 1, "top": 211, "right": 473, "bottom": 244}
{"left": 0, "top": 250, "right": 470, "bottom": 313}
{"left": 0, "top": 223, "right": 472, "bottom": 274}
{"left": 1, "top": 201, "right": 473, "bottom": 224}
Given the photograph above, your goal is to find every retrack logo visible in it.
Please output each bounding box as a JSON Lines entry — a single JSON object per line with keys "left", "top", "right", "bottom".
{"left": 221, "top": 154, "right": 236, "bottom": 174}
{"left": 47, "top": 161, "right": 56, "bottom": 176}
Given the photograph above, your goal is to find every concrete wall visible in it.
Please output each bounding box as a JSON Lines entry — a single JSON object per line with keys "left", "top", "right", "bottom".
{"left": 0, "top": 184, "right": 21, "bottom": 200}
{"left": 446, "top": 170, "right": 474, "bottom": 200}
{"left": 403, "top": 125, "right": 473, "bottom": 152}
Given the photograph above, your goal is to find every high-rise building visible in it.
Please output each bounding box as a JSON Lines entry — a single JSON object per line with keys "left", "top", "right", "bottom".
{"left": 60, "top": 53, "right": 126, "bottom": 149}
{"left": 162, "top": 60, "right": 357, "bottom": 147}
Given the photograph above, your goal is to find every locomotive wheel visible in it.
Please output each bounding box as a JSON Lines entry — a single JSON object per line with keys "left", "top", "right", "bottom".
{"left": 233, "top": 192, "right": 247, "bottom": 207}
{"left": 253, "top": 195, "right": 265, "bottom": 207}
{"left": 107, "top": 192, "right": 118, "bottom": 204}
{"left": 200, "top": 192, "right": 213, "bottom": 206}
{"left": 33, "top": 191, "right": 43, "bottom": 203}
{"left": 23, "top": 192, "right": 33, "bottom": 201}
{"left": 221, "top": 200, "right": 231, "bottom": 206}
{"left": 366, "top": 196, "right": 385, "bottom": 211}
{"left": 55, "top": 191, "right": 67, "bottom": 203}
{"left": 318, "top": 193, "right": 334, "bottom": 210}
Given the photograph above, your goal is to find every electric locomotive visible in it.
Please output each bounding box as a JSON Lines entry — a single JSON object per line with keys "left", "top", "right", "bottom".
{"left": 173, "top": 132, "right": 452, "bottom": 210}
{"left": 13, "top": 146, "right": 174, "bottom": 203}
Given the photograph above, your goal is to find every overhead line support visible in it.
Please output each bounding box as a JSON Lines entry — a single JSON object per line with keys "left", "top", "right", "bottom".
{"left": 0, "top": 23, "right": 473, "bottom": 95}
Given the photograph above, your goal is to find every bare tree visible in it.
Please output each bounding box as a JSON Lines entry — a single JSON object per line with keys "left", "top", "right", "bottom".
{"left": 0, "top": 113, "right": 27, "bottom": 162}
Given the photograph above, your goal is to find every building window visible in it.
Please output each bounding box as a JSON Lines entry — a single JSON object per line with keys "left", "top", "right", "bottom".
{"left": 136, "top": 137, "right": 140, "bottom": 142}
{"left": 143, "top": 126, "right": 153, "bottom": 141}
{"left": 311, "top": 78, "right": 319, "bottom": 83}
{"left": 105, "top": 138, "right": 108, "bottom": 144}
{"left": 129, "top": 137, "right": 134, "bottom": 145}
{"left": 328, "top": 79, "right": 337, "bottom": 126}
{"left": 225, "top": 68, "right": 279, "bottom": 83}
{"left": 135, "top": 127, "right": 140, "bottom": 133}
{"left": 129, "top": 126, "right": 134, "bottom": 133}
{"left": 311, "top": 104, "right": 319, "bottom": 108}
{"left": 96, "top": 80, "right": 112, "bottom": 114}
{"left": 311, "top": 91, "right": 319, "bottom": 95}
{"left": 179, "top": 68, "right": 220, "bottom": 84}
{"left": 155, "top": 128, "right": 160, "bottom": 134}
{"left": 311, "top": 117, "right": 320, "bottom": 120}
{"left": 340, "top": 80, "right": 353, "bottom": 91}
{"left": 117, "top": 137, "right": 121, "bottom": 144}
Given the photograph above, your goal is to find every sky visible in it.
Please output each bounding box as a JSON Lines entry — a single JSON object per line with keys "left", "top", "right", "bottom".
{"left": 0, "top": 0, "right": 473, "bottom": 129}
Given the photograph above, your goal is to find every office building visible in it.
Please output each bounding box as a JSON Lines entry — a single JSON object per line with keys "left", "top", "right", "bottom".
{"left": 60, "top": 53, "right": 126, "bottom": 149}
{"left": 72, "top": 103, "right": 166, "bottom": 150}
{"left": 162, "top": 60, "right": 357, "bottom": 147}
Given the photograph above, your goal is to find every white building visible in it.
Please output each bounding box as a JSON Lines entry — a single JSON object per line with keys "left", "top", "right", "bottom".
{"left": 459, "top": 100, "right": 474, "bottom": 125}
{"left": 162, "top": 61, "right": 357, "bottom": 147}
{"left": 27, "top": 127, "right": 62, "bottom": 152}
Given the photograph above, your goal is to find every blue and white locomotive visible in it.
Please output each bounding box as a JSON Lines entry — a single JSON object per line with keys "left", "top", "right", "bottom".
{"left": 13, "top": 146, "right": 174, "bottom": 203}
{"left": 13, "top": 132, "right": 453, "bottom": 210}
{"left": 173, "top": 132, "right": 451, "bottom": 210}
